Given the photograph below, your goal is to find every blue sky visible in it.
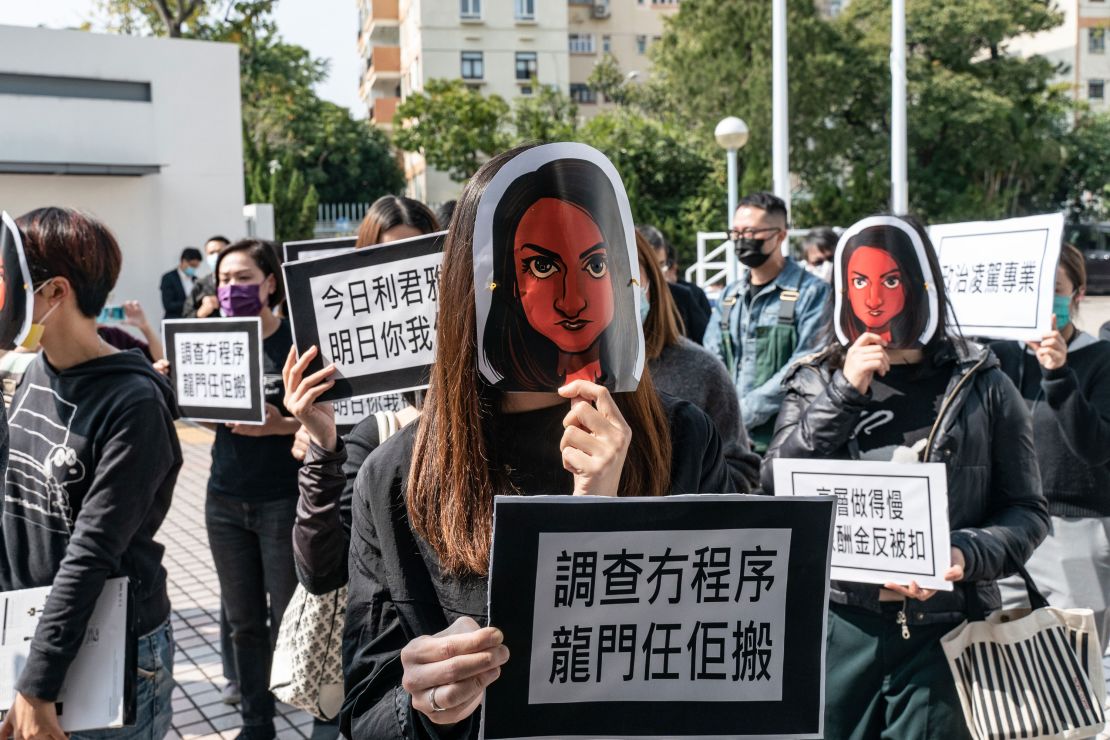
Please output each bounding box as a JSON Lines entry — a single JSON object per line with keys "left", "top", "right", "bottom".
{"left": 0, "top": 0, "right": 365, "bottom": 116}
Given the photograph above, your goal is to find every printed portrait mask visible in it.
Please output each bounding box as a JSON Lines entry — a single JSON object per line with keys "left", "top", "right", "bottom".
{"left": 473, "top": 143, "right": 644, "bottom": 392}
{"left": 0, "top": 212, "right": 34, "bottom": 351}
{"left": 834, "top": 216, "right": 940, "bottom": 349}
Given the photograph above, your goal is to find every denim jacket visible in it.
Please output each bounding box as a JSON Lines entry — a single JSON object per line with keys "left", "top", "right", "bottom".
{"left": 703, "top": 259, "right": 831, "bottom": 432}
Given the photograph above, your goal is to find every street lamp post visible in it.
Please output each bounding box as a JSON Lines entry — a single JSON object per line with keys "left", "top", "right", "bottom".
{"left": 715, "top": 116, "right": 750, "bottom": 284}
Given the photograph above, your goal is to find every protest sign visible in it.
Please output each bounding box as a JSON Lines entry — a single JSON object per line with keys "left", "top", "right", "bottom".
{"left": 163, "top": 318, "right": 264, "bottom": 424}
{"left": 283, "top": 232, "right": 443, "bottom": 401}
{"left": 929, "top": 213, "right": 1064, "bottom": 341}
{"left": 0, "top": 212, "right": 35, "bottom": 350}
{"left": 483, "top": 494, "right": 834, "bottom": 740}
{"left": 283, "top": 236, "right": 356, "bottom": 264}
{"left": 333, "top": 392, "right": 406, "bottom": 434}
{"left": 0, "top": 577, "right": 134, "bottom": 732}
{"left": 772, "top": 458, "right": 952, "bottom": 591}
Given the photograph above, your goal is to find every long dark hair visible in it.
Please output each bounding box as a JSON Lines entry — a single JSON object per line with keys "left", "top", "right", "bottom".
{"left": 829, "top": 215, "right": 955, "bottom": 366}
{"left": 482, "top": 157, "right": 639, "bottom": 391}
{"left": 408, "top": 145, "right": 671, "bottom": 576}
{"left": 356, "top": 195, "right": 439, "bottom": 248}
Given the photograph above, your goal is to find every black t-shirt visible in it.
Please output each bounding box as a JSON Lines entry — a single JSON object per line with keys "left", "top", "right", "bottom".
{"left": 852, "top": 361, "right": 950, "bottom": 461}
{"left": 208, "top": 319, "right": 301, "bottom": 499}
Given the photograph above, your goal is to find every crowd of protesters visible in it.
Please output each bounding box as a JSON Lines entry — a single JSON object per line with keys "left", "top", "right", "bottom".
{"left": 0, "top": 144, "right": 1107, "bottom": 740}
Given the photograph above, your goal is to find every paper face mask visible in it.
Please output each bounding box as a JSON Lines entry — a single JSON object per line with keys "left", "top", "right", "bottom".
{"left": 834, "top": 216, "right": 939, "bottom": 349}
{"left": 0, "top": 212, "right": 34, "bottom": 351}
{"left": 473, "top": 143, "right": 644, "bottom": 392}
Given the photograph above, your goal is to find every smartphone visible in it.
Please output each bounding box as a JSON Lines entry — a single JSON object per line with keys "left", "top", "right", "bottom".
{"left": 98, "top": 305, "right": 125, "bottom": 323}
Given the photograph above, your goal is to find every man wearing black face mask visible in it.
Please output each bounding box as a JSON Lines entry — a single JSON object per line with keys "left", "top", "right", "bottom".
{"left": 703, "top": 192, "right": 831, "bottom": 453}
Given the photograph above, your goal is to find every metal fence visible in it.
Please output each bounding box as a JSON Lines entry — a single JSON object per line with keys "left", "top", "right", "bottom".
{"left": 314, "top": 202, "right": 370, "bottom": 238}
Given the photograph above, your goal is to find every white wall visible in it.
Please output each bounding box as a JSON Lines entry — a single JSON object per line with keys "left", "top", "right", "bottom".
{"left": 0, "top": 25, "right": 245, "bottom": 323}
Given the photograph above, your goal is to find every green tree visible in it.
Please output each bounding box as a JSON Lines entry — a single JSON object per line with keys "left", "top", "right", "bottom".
{"left": 1055, "top": 111, "right": 1110, "bottom": 223}
{"left": 578, "top": 110, "right": 717, "bottom": 261}
{"left": 647, "top": 0, "right": 1074, "bottom": 226}
{"left": 91, "top": 0, "right": 204, "bottom": 36}
{"left": 92, "top": 0, "right": 404, "bottom": 216}
{"left": 394, "top": 79, "right": 512, "bottom": 181}
{"left": 244, "top": 144, "right": 319, "bottom": 242}
{"left": 513, "top": 82, "right": 579, "bottom": 143}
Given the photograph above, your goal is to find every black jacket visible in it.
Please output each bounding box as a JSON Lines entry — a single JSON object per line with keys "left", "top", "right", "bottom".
{"left": 2, "top": 350, "right": 182, "bottom": 699}
{"left": 992, "top": 333, "right": 1110, "bottom": 517}
{"left": 293, "top": 415, "right": 383, "bottom": 595}
{"left": 761, "top": 341, "right": 1049, "bottom": 626}
{"left": 341, "top": 396, "right": 733, "bottom": 740}
{"left": 159, "top": 269, "right": 189, "bottom": 319}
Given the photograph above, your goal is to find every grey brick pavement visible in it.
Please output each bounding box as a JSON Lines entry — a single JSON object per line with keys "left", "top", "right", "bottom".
{"left": 163, "top": 423, "right": 313, "bottom": 740}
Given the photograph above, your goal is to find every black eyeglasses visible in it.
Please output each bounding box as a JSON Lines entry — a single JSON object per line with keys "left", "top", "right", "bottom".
{"left": 728, "top": 227, "right": 783, "bottom": 242}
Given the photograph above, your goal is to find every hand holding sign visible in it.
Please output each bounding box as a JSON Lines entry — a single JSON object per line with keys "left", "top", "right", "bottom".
{"left": 282, "top": 345, "right": 338, "bottom": 452}
{"left": 842, "top": 332, "right": 891, "bottom": 394}
{"left": 557, "top": 380, "right": 631, "bottom": 497}
{"left": 227, "top": 403, "right": 296, "bottom": 437}
{"left": 883, "top": 546, "right": 966, "bottom": 601}
{"left": 1027, "top": 315, "right": 1068, "bottom": 371}
{"left": 401, "top": 616, "right": 508, "bottom": 726}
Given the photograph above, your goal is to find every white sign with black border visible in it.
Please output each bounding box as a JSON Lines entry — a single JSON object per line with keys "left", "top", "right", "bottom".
{"left": 772, "top": 458, "right": 952, "bottom": 591}
{"left": 929, "top": 213, "right": 1064, "bottom": 341}
{"left": 482, "top": 494, "right": 835, "bottom": 740}
{"left": 163, "top": 317, "right": 265, "bottom": 424}
{"left": 283, "top": 232, "right": 443, "bottom": 402}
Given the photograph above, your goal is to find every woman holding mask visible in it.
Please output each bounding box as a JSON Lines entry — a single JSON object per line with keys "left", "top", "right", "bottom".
{"left": 993, "top": 244, "right": 1110, "bottom": 651}
{"left": 340, "top": 144, "right": 733, "bottom": 739}
{"left": 761, "top": 215, "right": 1048, "bottom": 739}
{"left": 206, "top": 239, "right": 302, "bottom": 740}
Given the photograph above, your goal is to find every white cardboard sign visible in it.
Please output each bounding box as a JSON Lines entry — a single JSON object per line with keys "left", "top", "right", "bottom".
{"left": 773, "top": 458, "right": 952, "bottom": 591}
{"left": 163, "top": 318, "right": 265, "bottom": 424}
{"left": 929, "top": 213, "right": 1064, "bottom": 341}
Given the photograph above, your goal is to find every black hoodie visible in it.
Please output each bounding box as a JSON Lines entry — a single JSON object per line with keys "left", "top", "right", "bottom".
{"left": 0, "top": 349, "right": 182, "bottom": 700}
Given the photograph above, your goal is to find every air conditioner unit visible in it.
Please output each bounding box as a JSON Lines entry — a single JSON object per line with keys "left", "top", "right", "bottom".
{"left": 591, "top": 1, "right": 610, "bottom": 19}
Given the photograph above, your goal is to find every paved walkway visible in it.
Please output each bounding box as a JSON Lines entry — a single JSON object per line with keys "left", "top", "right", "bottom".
{"left": 163, "top": 423, "right": 313, "bottom": 740}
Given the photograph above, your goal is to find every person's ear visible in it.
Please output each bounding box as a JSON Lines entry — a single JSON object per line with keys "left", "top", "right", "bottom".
{"left": 1076, "top": 286, "right": 1086, "bottom": 305}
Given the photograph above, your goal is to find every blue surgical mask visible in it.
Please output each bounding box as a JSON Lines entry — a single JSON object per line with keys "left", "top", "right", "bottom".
{"left": 183, "top": 265, "right": 197, "bottom": 278}
{"left": 1053, "top": 294, "right": 1073, "bottom": 329}
{"left": 639, "top": 285, "right": 651, "bottom": 325}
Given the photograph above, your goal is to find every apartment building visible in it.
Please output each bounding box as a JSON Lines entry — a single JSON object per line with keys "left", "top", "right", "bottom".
{"left": 1005, "top": 0, "right": 1110, "bottom": 110}
{"left": 565, "top": 0, "right": 679, "bottom": 108}
{"left": 357, "top": 0, "right": 680, "bottom": 203}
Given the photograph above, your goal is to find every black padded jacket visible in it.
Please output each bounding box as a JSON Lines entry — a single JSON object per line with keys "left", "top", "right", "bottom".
{"left": 760, "top": 340, "right": 1050, "bottom": 626}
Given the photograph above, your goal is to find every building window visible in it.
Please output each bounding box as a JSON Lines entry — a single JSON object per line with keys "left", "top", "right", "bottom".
{"left": 569, "top": 33, "right": 596, "bottom": 54}
{"left": 1091, "top": 28, "right": 1107, "bottom": 54}
{"left": 570, "top": 83, "right": 596, "bottom": 104}
{"left": 461, "top": 51, "right": 484, "bottom": 79}
{"left": 515, "top": 51, "right": 538, "bottom": 81}
{"left": 602, "top": 35, "right": 612, "bottom": 53}
{"left": 515, "top": 0, "right": 535, "bottom": 20}
{"left": 521, "top": 85, "right": 534, "bottom": 95}
{"left": 636, "top": 35, "right": 647, "bottom": 54}
{"left": 460, "top": 0, "right": 481, "bottom": 20}
{"left": 1090, "top": 80, "right": 1105, "bottom": 99}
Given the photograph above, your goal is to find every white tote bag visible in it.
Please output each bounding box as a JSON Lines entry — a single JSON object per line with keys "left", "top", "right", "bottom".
{"left": 941, "top": 568, "right": 1106, "bottom": 740}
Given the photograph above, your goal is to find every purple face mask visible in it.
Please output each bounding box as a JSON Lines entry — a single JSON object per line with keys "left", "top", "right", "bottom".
{"left": 218, "top": 283, "right": 265, "bottom": 317}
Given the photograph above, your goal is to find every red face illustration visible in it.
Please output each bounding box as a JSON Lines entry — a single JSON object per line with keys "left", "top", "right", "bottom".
{"left": 847, "top": 246, "right": 905, "bottom": 339}
{"left": 513, "top": 197, "right": 614, "bottom": 355}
